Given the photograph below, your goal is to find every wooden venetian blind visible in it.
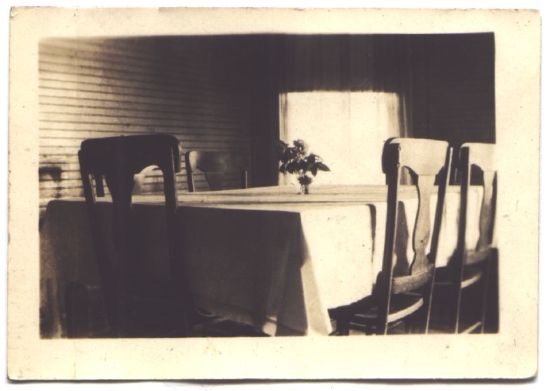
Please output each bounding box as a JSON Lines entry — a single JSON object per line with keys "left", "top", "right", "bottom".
{"left": 39, "top": 36, "right": 253, "bottom": 218}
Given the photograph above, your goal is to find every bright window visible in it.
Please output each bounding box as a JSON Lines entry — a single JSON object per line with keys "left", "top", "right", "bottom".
{"left": 279, "top": 91, "right": 404, "bottom": 185}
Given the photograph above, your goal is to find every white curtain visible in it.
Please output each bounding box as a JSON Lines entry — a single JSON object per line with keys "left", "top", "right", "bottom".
{"left": 279, "top": 91, "right": 404, "bottom": 186}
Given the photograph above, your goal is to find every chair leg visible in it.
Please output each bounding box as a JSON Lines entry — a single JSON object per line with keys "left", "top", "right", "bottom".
{"left": 365, "top": 322, "right": 375, "bottom": 335}
{"left": 336, "top": 319, "right": 350, "bottom": 336}
{"left": 418, "top": 283, "right": 435, "bottom": 334}
{"left": 450, "top": 283, "right": 463, "bottom": 334}
{"left": 484, "top": 251, "right": 499, "bottom": 333}
{"left": 405, "top": 320, "right": 413, "bottom": 334}
{"left": 479, "top": 259, "right": 493, "bottom": 334}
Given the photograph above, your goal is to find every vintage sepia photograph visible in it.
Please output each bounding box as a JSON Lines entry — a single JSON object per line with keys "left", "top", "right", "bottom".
{"left": 7, "top": 6, "right": 540, "bottom": 381}
{"left": 37, "top": 32, "right": 498, "bottom": 339}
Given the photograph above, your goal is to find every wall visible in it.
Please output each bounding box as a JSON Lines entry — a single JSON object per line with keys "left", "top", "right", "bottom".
{"left": 272, "top": 33, "right": 495, "bottom": 148}
{"left": 248, "top": 35, "right": 415, "bottom": 187}
{"left": 38, "top": 33, "right": 496, "bottom": 218}
{"left": 409, "top": 33, "right": 496, "bottom": 178}
{"left": 39, "top": 36, "right": 255, "bottom": 218}
{"left": 252, "top": 33, "right": 495, "bottom": 183}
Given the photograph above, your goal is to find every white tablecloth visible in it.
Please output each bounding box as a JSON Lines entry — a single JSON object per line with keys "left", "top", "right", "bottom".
{"left": 40, "top": 185, "right": 482, "bottom": 337}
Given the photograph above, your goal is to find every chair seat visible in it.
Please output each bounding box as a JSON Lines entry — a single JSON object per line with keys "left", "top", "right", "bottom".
{"left": 330, "top": 293, "right": 424, "bottom": 330}
{"left": 464, "top": 247, "right": 495, "bottom": 266}
{"left": 434, "top": 266, "right": 483, "bottom": 289}
{"left": 392, "top": 264, "right": 435, "bottom": 294}
{"left": 352, "top": 293, "right": 424, "bottom": 324}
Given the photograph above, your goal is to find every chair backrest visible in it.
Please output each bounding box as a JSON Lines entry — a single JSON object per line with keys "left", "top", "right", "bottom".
{"left": 378, "top": 137, "right": 451, "bottom": 332}
{"left": 185, "top": 151, "right": 251, "bottom": 192}
{"left": 456, "top": 142, "right": 497, "bottom": 265}
{"left": 78, "top": 134, "right": 186, "bottom": 334}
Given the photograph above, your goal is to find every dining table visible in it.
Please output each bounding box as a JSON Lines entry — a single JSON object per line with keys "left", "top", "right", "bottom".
{"left": 39, "top": 184, "right": 483, "bottom": 338}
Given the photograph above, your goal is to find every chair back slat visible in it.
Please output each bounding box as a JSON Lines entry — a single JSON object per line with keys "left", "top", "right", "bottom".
{"left": 478, "top": 170, "right": 497, "bottom": 250}
{"left": 382, "top": 138, "right": 450, "bottom": 276}
{"left": 410, "top": 175, "right": 436, "bottom": 273}
{"left": 384, "top": 138, "right": 450, "bottom": 177}
{"left": 457, "top": 143, "right": 497, "bottom": 264}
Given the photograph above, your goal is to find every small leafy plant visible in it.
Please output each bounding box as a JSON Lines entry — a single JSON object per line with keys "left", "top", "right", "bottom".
{"left": 277, "top": 139, "right": 330, "bottom": 191}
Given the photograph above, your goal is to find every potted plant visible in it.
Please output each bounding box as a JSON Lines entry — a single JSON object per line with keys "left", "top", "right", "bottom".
{"left": 277, "top": 139, "right": 330, "bottom": 194}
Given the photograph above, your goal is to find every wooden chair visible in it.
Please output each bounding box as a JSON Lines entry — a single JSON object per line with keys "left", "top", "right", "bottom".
{"left": 431, "top": 142, "right": 497, "bottom": 334}
{"left": 182, "top": 150, "right": 269, "bottom": 336}
{"left": 185, "top": 151, "right": 250, "bottom": 192}
{"left": 75, "top": 134, "right": 191, "bottom": 337}
{"left": 330, "top": 137, "right": 451, "bottom": 335}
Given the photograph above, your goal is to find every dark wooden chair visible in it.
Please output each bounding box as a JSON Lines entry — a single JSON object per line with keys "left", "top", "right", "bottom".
{"left": 74, "top": 134, "right": 191, "bottom": 337}
{"left": 430, "top": 142, "right": 497, "bottom": 334}
{"left": 330, "top": 137, "right": 451, "bottom": 335}
{"left": 185, "top": 151, "right": 250, "bottom": 192}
